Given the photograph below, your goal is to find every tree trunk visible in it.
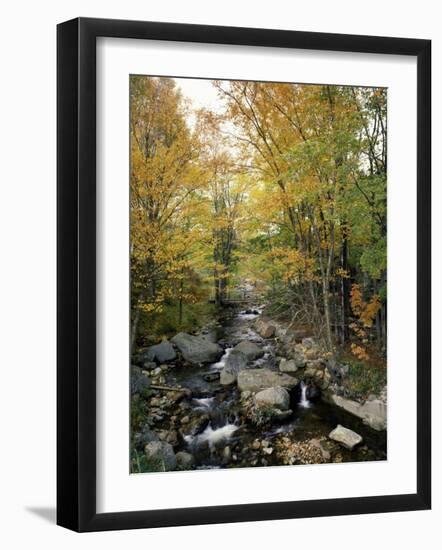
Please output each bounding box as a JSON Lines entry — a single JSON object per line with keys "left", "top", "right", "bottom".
{"left": 340, "top": 227, "right": 350, "bottom": 344}
{"left": 131, "top": 307, "right": 141, "bottom": 351}
{"left": 322, "top": 276, "right": 333, "bottom": 350}
{"left": 178, "top": 279, "right": 184, "bottom": 325}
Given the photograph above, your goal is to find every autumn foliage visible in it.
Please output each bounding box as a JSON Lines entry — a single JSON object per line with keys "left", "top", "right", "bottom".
{"left": 130, "top": 76, "right": 387, "bottom": 359}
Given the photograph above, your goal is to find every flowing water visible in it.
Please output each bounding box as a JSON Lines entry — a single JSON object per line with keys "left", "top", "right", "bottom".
{"left": 164, "top": 306, "right": 387, "bottom": 469}
{"left": 299, "top": 381, "right": 311, "bottom": 409}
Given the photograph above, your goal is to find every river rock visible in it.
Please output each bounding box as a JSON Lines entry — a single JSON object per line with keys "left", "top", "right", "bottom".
{"left": 329, "top": 394, "right": 387, "bottom": 431}
{"left": 133, "top": 426, "right": 160, "bottom": 450}
{"left": 175, "top": 451, "right": 195, "bottom": 470}
{"left": 222, "top": 446, "right": 232, "bottom": 462}
{"left": 138, "top": 360, "right": 156, "bottom": 371}
{"left": 279, "top": 358, "right": 298, "bottom": 373}
{"left": 171, "top": 332, "right": 223, "bottom": 364}
{"left": 144, "top": 441, "right": 177, "bottom": 471}
{"left": 233, "top": 340, "right": 264, "bottom": 361}
{"left": 237, "top": 368, "right": 298, "bottom": 393}
{"left": 254, "top": 319, "right": 276, "bottom": 338}
{"left": 220, "top": 351, "right": 248, "bottom": 385}
{"left": 143, "top": 340, "right": 176, "bottom": 363}
{"left": 130, "top": 366, "right": 151, "bottom": 397}
{"left": 255, "top": 386, "right": 290, "bottom": 410}
{"left": 302, "top": 337, "right": 316, "bottom": 349}
{"left": 329, "top": 424, "right": 363, "bottom": 450}
{"left": 294, "top": 351, "right": 308, "bottom": 367}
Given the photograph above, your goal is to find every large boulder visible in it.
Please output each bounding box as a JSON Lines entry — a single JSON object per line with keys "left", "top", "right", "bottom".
{"left": 254, "top": 319, "right": 276, "bottom": 339}
{"left": 144, "top": 340, "right": 176, "bottom": 363}
{"left": 233, "top": 340, "right": 264, "bottom": 361}
{"left": 329, "top": 424, "right": 363, "bottom": 450}
{"left": 171, "top": 332, "right": 223, "bottom": 365}
{"left": 130, "top": 366, "right": 151, "bottom": 396}
{"left": 144, "top": 441, "right": 177, "bottom": 471}
{"left": 200, "top": 330, "right": 219, "bottom": 343}
{"left": 220, "top": 351, "right": 248, "bottom": 385}
{"left": 237, "top": 368, "right": 298, "bottom": 393}
{"left": 330, "top": 394, "right": 387, "bottom": 431}
{"left": 255, "top": 386, "right": 290, "bottom": 410}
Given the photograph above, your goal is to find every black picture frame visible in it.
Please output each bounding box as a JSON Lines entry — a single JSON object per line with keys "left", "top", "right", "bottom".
{"left": 57, "top": 17, "right": 431, "bottom": 532}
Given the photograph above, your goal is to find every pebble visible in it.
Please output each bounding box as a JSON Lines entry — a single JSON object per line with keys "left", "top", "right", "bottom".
{"left": 223, "top": 446, "right": 232, "bottom": 461}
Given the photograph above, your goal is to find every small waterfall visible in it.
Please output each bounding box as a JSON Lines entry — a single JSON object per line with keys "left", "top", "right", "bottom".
{"left": 199, "top": 423, "right": 239, "bottom": 449}
{"left": 299, "top": 381, "right": 311, "bottom": 409}
{"left": 237, "top": 310, "right": 260, "bottom": 321}
{"left": 192, "top": 397, "right": 215, "bottom": 410}
{"left": 210, "top": 347, "right": 233, "bottom": 370}
{"left": 185, "top": 423, "right": 239, "bottom": 453}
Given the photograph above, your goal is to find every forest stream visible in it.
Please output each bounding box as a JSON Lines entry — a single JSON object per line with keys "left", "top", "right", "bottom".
{"left": 132, "top": 291, "right": 387, "bottom": 472}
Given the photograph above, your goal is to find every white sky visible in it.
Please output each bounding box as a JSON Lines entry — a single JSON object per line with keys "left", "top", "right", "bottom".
{"left": 173, "top": 77, "right": 222, "bottom": 112}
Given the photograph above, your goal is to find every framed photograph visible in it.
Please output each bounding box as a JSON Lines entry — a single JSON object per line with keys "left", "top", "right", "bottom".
{"left": 57, "top": 17, "right": 431, "bottom": 532}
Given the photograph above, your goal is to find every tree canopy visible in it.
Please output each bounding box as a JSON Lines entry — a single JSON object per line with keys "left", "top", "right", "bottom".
{"left": 130, "top": 76, "right": 387, "bottom": 360}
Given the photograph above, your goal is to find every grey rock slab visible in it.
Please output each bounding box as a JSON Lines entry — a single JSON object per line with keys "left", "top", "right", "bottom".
{"left": 233, "top": 340, "right": 264, "bottom": 361}
{"left": 145, "top": 340, "right": 176, "bottom": 363}
{"left": 171, "top": 332, "right": 223, "bottom": 364}
{"left": 330, "top": 394, "right": 387, "bottom": 431}
{"left": 237, "top": 368, "right": 298, "bottom": 393}
{"left": 329, "top": 424, "right": 363, "bottom": 450}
